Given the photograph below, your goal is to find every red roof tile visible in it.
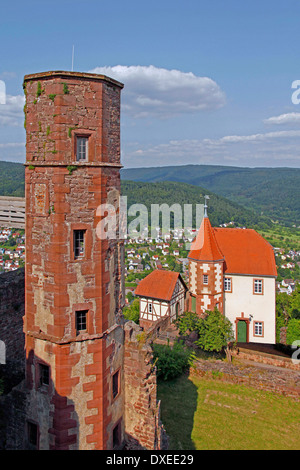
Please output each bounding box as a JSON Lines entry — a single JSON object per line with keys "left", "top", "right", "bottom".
{"left": 135, "top": 270, "right": 186, "bottom": 301}
{"left": 214, "top": 228, "right": 277, "bottom": 276}
{"left": 189, "top": 218, "right": 277, "bottom": 277}
{"left": 188, "top": 216, "right": 224, "bottom": 262}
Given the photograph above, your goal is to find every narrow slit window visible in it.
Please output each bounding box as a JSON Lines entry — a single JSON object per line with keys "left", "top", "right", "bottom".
{"left": 112, "top": 370, "right": 120, "bottom": 399}
{"left": 74, "top": 230, "right": 86, "bottom": 259}
{"left": 148, "top": 302, "right": 152, "bottom": 313}
{"left": 76, "top": 136, "right": 88, "bottom": 161}
{"left": 76, "top": 310, "right": 88, "bottom": 335}
{"left": 113, "top": 421, "right": 121, "bottom": 448}
{"left": 203, "top": 274, "right": 208, "bottom": 285}
{"left": 27, "top": 421, "right": 38, "bottom": 449}
{"left": 39, "top": 364, "right": 50, "bottom": 387}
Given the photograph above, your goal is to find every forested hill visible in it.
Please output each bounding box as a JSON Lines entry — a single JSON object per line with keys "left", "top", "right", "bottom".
{"left": 0, "top": 160, "right": 295, "bottom": 228}
{"left": 121, "top": 180, "right": 272, "bottom": 229}
{"left": 0, "top": 161, "right": 25, "bottom": 197}
{"left": 121, "top": 164, "right": 300, "bottom": 226}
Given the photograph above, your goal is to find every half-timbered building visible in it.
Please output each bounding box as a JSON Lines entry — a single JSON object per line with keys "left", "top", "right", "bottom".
{"left": 135, "top": 270, "right": 187, "bottom": 331}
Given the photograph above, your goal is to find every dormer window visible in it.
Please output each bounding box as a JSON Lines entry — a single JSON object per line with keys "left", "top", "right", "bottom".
{"left": 76, "top": 136, "right": 88, "bottom": 161}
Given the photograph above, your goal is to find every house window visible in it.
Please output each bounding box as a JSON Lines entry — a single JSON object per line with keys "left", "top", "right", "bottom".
{"left": 39, "top": 364, "right": 50, "bottom": 387}
{"left": 203, "top": 274, "right": 208, "bottom": 285}
{"left": 112, "top": 370, "right": 120, "bottom": 400}
{"left": 254, "top": 321, "right": 263, "bottom": 336}
{"left": 27, "top": 421, "right": 39, "bottom": 449}
{"left": 148, "top": 302, "right": 152, "bottom": 314}
{"left": 254, "top": 279, "right": 263, "bottom": 294}
{"left": 76, "top": 310, "right": 88, "bottom": 335}
{"left": 76, "top": 136, "right": 88, "bottom": 161}
{"left": 73, "top": 230, "right": 85, "bottom": 259}
{"left": 224, "top": 278, "right": 232, "bottom": 292}
{"left": 191, "top": 296, "right": 196, "bottom": 313}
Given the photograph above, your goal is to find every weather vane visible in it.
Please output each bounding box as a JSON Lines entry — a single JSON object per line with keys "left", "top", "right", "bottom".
{"left": 204, "top": 195, "right": 210, "bottom": 217}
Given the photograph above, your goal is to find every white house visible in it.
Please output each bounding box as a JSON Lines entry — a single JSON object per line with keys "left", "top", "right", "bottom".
{"left": 135, "top": 270, "right": 187, "bottom": 331}
{"left": 188, "top": 211, "right": 277, "bottom": 344}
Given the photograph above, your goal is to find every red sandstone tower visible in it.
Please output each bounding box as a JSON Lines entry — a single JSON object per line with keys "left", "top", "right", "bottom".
{"left": 188, "top": 198, "right": 225, "bottom": 315}
{"left": 23, "top": 71, "right": 125, "bottom": 450}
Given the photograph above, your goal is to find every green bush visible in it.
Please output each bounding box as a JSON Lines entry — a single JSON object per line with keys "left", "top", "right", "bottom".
{"left": 286, "top": 319, "right": 300, "bottom": 345}
{"left": 153, "top": 341, "right": 195, "bottom": 381}
{"left": 123, "top": 298, "right": 140, "bottom": 324}
{"left": 176, "top": 308, "right": 234, "bottom": 353}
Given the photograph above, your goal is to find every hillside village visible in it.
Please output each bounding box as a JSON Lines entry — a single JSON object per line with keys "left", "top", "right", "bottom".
{"left": 123, "top": 225, "right": 300, "bottom": 303}
{"left": 1, "top": 224, "right": 299, "bottom": 296}
{"left": 0, "top": 228, "right": 25, "bottom": 273}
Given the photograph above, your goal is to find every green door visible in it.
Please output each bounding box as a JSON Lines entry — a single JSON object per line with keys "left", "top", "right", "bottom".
{"left": 237, "top": 320, "right": 247, "bottom": 342}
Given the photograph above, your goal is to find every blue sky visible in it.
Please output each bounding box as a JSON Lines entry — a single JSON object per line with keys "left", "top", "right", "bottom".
{"left": 0, "top": 0, "right": 300, "bottom": 168}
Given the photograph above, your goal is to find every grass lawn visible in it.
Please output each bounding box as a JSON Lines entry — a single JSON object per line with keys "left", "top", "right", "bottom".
{"left": 157, "top": 372, "right": 300, "bottom": 450}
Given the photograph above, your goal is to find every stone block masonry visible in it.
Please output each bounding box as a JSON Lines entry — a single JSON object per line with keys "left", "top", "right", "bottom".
{"left": 23, "top": 71, "right": 126, "bottom": 450}
{"left": 124, "top": 320, "right": 167, "bottom": 450}
{"left": 0, "top": 71, "right": 166, "bottom": 451}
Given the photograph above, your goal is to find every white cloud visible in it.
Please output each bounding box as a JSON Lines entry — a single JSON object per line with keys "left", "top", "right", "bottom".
{"left": 263, "top": 112, "right": 300, "bottom": 126}
{"left": 0, "top": 94, "right": 25, "bottom": 127}
{"left": 204, "top": 130, "right": 300, "bottom": 145}
{"left": 123, "top": 129, "right": 300, "bottom": 168}
{"left": 89, "top": 65, "right": 226, "bottom": 118}
{"left": 0, "top": 142, "right": 25, "bottom": 148}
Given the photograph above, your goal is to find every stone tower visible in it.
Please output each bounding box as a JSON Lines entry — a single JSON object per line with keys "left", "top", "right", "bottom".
{"left": 23, "top": 71, "right": 125, "bottom": 450}
{"left": 188, "top": 213, "right": 225, "bottom": 315}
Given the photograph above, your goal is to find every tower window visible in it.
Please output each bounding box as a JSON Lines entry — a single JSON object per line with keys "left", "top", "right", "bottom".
{"left": 76, "top": 310, "right": 88, "bottom": 335}
{"left": 39, "top": 364, "right": 50, "bottom": 387}
{"left": 112, "top": 369, "right": 120, "bottom": 400}
{"left": 112, "top": 421, "right": 122, "bottom": 449}
{"left": 73, "top": 230, "right": 86, "bottom": 259}
{"left": 27, "top": 421, "right": 39, "bottom": 449}
{"left": 203, "top": 274, "right": 208, "bottom": 285}
{"left": 76, "top": 136, "right": 88, "bottom": 161}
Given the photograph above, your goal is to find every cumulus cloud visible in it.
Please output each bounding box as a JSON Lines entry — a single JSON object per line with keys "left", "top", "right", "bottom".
{"left": 0, "top": 94, "right": 25, "bottom": 127}
{"left": 89, "top": 65, "right": 226, "bottom": 118}
{"left": 263, "top": 112, "right": 300, "bottom": 126}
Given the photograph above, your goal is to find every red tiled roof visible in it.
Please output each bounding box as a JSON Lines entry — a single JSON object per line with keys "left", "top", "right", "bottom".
{"left": 135, "top": 270, "right": 186, "bottom": 301}
{"left": 214, "top": 228, "right": 277, "bottom": 276}
{"left": 188, "top": 216, "right": 224, "bottom": 262}
{"left": 188, "top": 219, "right": 277, "bottom": 277}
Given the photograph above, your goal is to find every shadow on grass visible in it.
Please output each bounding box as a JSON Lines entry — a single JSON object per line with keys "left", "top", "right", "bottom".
{"left": 157, "top": 370, "right": 198, "bottom": 450}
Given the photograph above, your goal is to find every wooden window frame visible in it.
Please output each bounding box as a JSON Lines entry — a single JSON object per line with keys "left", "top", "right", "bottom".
{"left": 70, "top": 224, "right": 92, "bottom": 262}
{"left": 75, "top": 309, "right": 88, "bottom": 336}
{"left": 253, "top": 278, "right": 264, "bottom": 295}
{"left": 71, "top": 129, "right": 95, "bottom": 163}
{"left": 224, "top": 277, "right": 232, "bottom": 293}
{"left": 253, "top": 321, "right": 264, "bottom": 337}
